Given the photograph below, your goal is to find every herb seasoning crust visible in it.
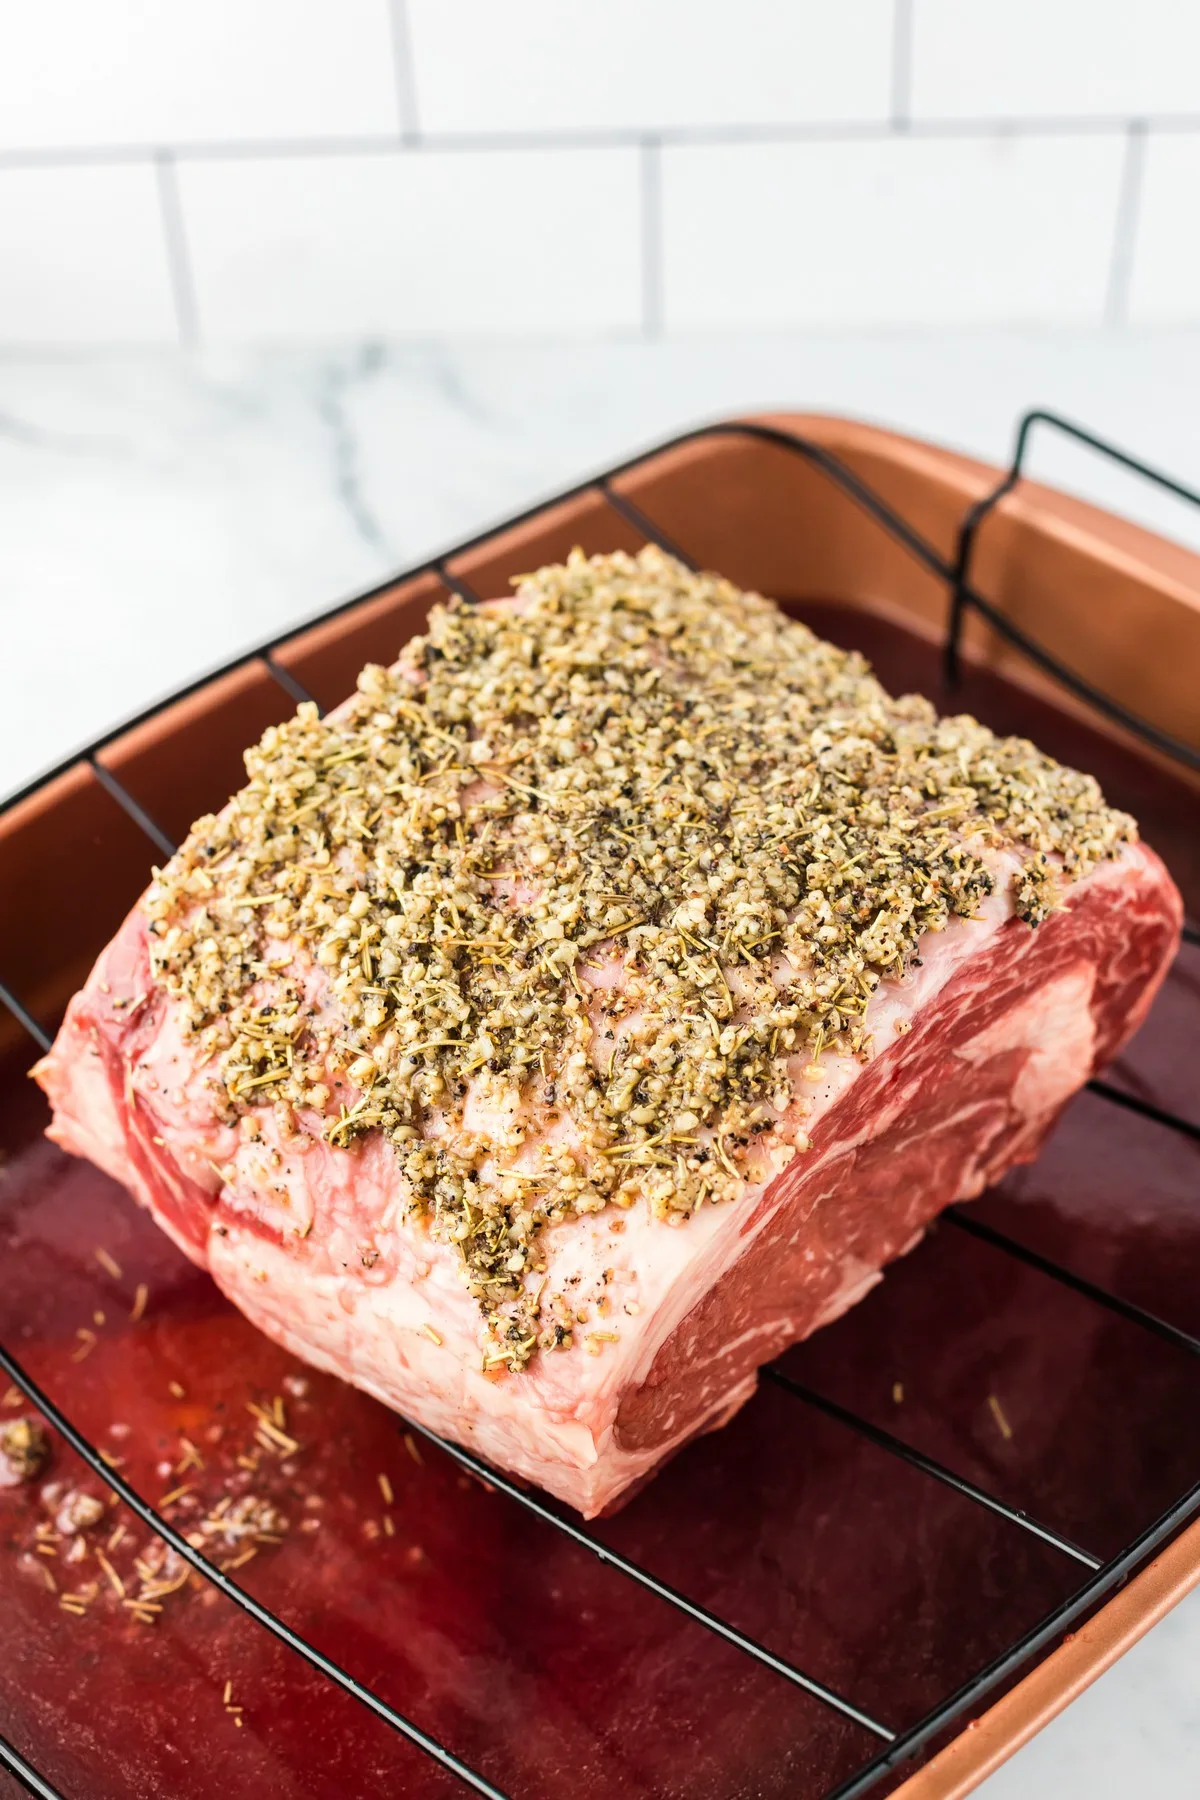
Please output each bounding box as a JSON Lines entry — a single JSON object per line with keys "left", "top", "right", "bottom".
{"left": 146, "top": 548, "right": 1134, "bottom": 1368}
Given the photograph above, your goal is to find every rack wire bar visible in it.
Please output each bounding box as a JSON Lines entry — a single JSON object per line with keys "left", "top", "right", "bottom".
{"left": 435, "top": 562, "right": 485, "bottom": 607}
{"left": 713, "top": 424, "right": 954, "bottom": 580}
{"left": 944, "top": 408, "right": 1200, "bottom": 774}
{"left": 87, "top": 756, "right": 177, "bottom": 860}
{"left": 0, "top": 1345, "right": 513, "bottom": 1800}
{"left": 944, "top": 1209, "right": 1200, "bottom": 1360}
{"left": 823, "top": 1473, "right": 1200, "bottom": 1800}
{"left": 764, "top": 1370, "right": 1101, "bottom": 1570}
{"left": 597, "top": 480, "right": 699, "bottom": 568}
{"left": 950, "top": 582, "right": 1200, "bottom": 773}
{"left": 0, "top": 982, "right": 51, "bottom": 1054}
{"left": 264, "top": 652, "right": 323, "bottom": 713}
{"left": 2, "top": 648, "right": 331, "bottom": 822}
{"left": 1087, "top": 1076, "right": 1200, "bottom": 1143}
{"left": 0, "top": 1731, "right": 67, "bottom": 1800}
{"left": 400, "top": 1419, "right": 895, "bottom": 1743}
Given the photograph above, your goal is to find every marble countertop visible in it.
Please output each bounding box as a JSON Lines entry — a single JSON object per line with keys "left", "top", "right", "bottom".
{"left": 2, "top": 331, "right": 1198, "bottom": 1794}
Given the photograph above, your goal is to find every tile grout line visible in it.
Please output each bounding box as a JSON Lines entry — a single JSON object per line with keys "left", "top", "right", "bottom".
{"left": 387, "top": 0, "right": 421, "bottom": 147}
{"left": 2, "top": 115, "right": 1200, "bottom": 170}
{"left": 153, "top": 150, "right": 200, "bottom": 349}
{"left": 640, "top": 135, "right": 664, "bottom": 340}
{"left": 890, "top": 0, "right": 914, "bottom": 131}
{"left": 1104, "top": 119, "right": 1148, "bottom": 328}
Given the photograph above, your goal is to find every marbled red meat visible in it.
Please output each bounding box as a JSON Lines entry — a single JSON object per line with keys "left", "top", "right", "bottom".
{"left": 32, "top": 558, "right": 1183, "bottom": 1518}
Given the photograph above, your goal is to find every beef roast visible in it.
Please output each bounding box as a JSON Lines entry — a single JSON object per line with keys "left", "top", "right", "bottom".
{"left": 34, "top": 549, "right": 1182, "bottom": 1516}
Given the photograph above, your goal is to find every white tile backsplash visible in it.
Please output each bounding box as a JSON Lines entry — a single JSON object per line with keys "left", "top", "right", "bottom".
{"left": 0, "top": 0, "right": 1197, "bottom": 342}
{"left": 662, "top": 135, "right": 1125, "bottom": 330}
{"left": 0, "top": 0, "right": 399, "bottom": 151}
{"left": 911, "top": 0, "right": 1200, "bottom": 122}
{"left": 406, "top": 0, "right": 894, "bottom": 134}
{"left": 178, "top": 148, "right": 643, "bottom": 340}
{"left": 0, "top": 163, "right": 177, "bottom": 343}
{"left": 1129, "top": 132, "right": 1200, "bottom": 324}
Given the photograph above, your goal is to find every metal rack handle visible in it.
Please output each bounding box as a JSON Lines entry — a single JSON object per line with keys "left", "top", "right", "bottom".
{"left": 945, "top": 409, "right": 1200, "bottom": 775}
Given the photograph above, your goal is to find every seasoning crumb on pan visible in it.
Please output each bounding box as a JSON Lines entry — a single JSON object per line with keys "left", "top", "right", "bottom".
{"left": 53, "top": 1489, "right": 105, "bottom": 1535}
{"left": 8, "top": 1372, "right": 298, "bottom": 1636}
{"left": 988, "top": 1394, "right": 1013, "bottom": 1441}
{"left": 892, "top": 1381, "right": 904, "bottom": 1405}
{"left": 246, "top": 1400, "right": 300, "bottom": 1457}
{"left": 158, "top": 1482, "right": 195, "bottom": 1509}
{"left": 144, "top": 546, "right": 1135, "bottom": 1372}
{"left": 95, "top": 1548, "right": 126, "bottom": 1597}
{"left": 130, "top": 1283, "right": 149, "bottom": 1322}
{"left": 175, "top": 1436, "right": 205, "bottom": 1475}
{"left": 378, "top": 1472, "right": 394, "bottom": 1505}
{"left": 0, "top": 1418, "right": 50, "bottom": 1485}
{"left": 94, "top": 1247, "right": 123, "bottom": 1280}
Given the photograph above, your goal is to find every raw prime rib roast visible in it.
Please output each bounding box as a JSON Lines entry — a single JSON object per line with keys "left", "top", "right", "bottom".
{"left": 36, "top": 549, "right": 1182, "bottom": 1516}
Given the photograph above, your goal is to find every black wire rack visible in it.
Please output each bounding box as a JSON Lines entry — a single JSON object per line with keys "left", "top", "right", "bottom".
{"left": 1, "top": 410, "right": 1199, "bottom": 1800}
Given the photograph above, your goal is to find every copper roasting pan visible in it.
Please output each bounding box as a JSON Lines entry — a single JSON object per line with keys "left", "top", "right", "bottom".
{"left": 1, "top": 412, "right": 1199, "bottom": 1800}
